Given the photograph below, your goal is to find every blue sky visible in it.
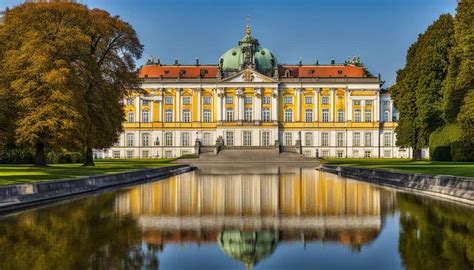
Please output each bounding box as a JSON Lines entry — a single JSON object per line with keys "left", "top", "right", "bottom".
{"left": 1, "top": 0, "right": 457, "bottom": 86}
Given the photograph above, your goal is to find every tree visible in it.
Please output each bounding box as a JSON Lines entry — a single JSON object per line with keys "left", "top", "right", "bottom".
{"left": 390, "top": 14, "right": 454, "bottom": 159}
{"left": 0, "top": 2, "right": 90, "bottom": 165}
{"left": 78, "top": 9, "right": 143, "bottom": 166}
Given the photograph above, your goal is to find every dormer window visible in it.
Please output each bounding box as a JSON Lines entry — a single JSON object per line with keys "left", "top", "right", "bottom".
{"left": 337, "top": 70, "right": 343, "bottom": 75}
{"left": 308, "top": 70, "right": 315, "bottom": 75}
{"left": 179, "top": 70, "right": 186, "bottom": 76}
{"left": 285, "top": 70, "right": 291, "bottom": 77}
{"left": 164, "top": 70, "right": 170, "bottom": 74}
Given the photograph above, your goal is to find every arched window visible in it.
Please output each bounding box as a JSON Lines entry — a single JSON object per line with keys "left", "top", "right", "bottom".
{"left": 165, "top": 110, "right": 173, "bottom": 122}
{"left": 262, "top": 108, "right": 270, "bottom": 122}
{"left": 203, "top": 110, "right": 211, "bottom": 122}
{"left": 142, "top": 110, "right": 149, "bottom": 123}
{"left": 365, "top": 110, "right": 372, "bottom": 122}
{"left": 226, "top": 108, "right": 234, "bottom": 122}
{"left": 305, "top": 132, "right": 313, "bottom": 146}
{"left": 305, "top": 109, "right": 313, "bottom": 122}
{"left": 322, "top": 109, "right": 329, "bottom": 122}
{"left": 285, "top": 109, "right": 293, "bottom": 122}
{"left": 183, "top": 110, "right": 191, "bottom": 122}
{"left": 338, "top": 109, "right": 344, "bottom": 122}
{"left": 127, "top": 112, "right": 134, "bottom": 123}
{"left": 384, "top": 111, "right": 390, "bottom": 122}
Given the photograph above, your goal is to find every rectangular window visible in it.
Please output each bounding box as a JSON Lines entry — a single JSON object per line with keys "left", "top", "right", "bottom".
{"left": 142, "top": 110, "right": 150, "bottom": 123}
{"left": 261, "top": 131, "right": 270, "bottom": 146}
{"left": 305, "top": 96, "right": 313, "bottom": 104}
{"left": 141, "top": 150, "right": 149, "bottom": 158}
{"left": 165, "top": 110, "right": 173, "bottom": 122}
{"left": 183, "top": 110, "right": 191, "bottom": 122}
{"left": 203, "top": 132, "right": 211, "bottom": 146}
{"left": 305, "top": 109, "right": 313, "bottom": 122}
{"left": 284, "top": 132, "right": 293, "bottom": 146}
{"left": 262, "top": 96, "right": 271, "bottom": 104}
{"left": 383, "top": 100, "right": 390, "bottom": 107}
{"left": 284, "top": 110, "right": 293, "bottom": 122}
{"left": 321, "top": 132, "right": 329, "bottom": 147}
{"left": 243, "top": 131, "right": 252, "bottom": 146}
{"left": 337, "top": 110, "right": 344, "bottom": 122}
{"left": 225, "top": 96, "right": 233, "bottom": 104}
{"left": 165, "top": 97, "right": 173, "bottom": 105}
{"left": 353, "top": 132, "right": 361, "bottom": 146}
{"left": 113, "top": 151, "right": 121, "bottom": 159}
{"left": 203, "top": 110, "right": 211, "bottom": 122}
{"left": 337, "top": 132, "right": 344, "bottom": 147}
{"left": 365, "top": 110, "right": 372, "bottom": 122}
{"left": 165, "top": 132, "right": 173, "bottom": 146}
{"left": 182, "top": 97, "right": 191, "bottom": 105}
{"left": 127, "top": 98, "right": 134, "bottom": 105}
{"left": 181, "top": 132, "right": 190, "bottom": 146}
{"left": 322, "top": 150, "right": 329, "bottom": 158}
{"left": 354, "top": 110, "right": 361, "bottom": 122}
{"left": 244, "top": 108, "right": 252, "bottom": 121}
{"left": 353, "top": 150, "right": 359, "bottom": 158}
{"left": 365, "top": 100, "right": 373, "bottom": 106}
{"left": 164, "top": 150, "right": 172, "bottom": 158}
{"left": 284, "top": 96, "right": 293, "bottom": 104}
{"left": 126, "top": 150, "right": 134, "bottom": 159}
{"left": 365, "top": 133, "right": 372, "bottom": 146}
{"left": 225, "top": 131, "right": 234, "bottom": 146}
{"left": 126, "top": 133, "right": 134, "bottom": 147}
{"left": 142, "top": 100, "right": 150, "bottom": 106}
{"left": 364, "top": 150, "right": 372, "bottom": 158}
{"left": 262, "top": 109, "right": 271, "bottom": 122}
{"left": 142, "top": 133, "right": 150, "bottom": 146}
{"left": 322, "top": 109, "right": 329, "bottom": 122}
{"left": 322, "top": 96, "right": 329, "bottom": 104}
{"left": 244, "top": 96, "right": 252, "bottom": 104}
{"left": 305, "top": 132, "right": 313, "bottom": 146}
{"left": 226, "top": 108, "right": 234, "bottom": 122}
{"left": 128, "top": 112, "right": 134, "bottom": 123}
{"left": 337, "top": 151, "right": 344, "bottom": 158}
{"left": 353, "top": 100, "right": 360, "bottom": 106}
{"left": 203, "top": 96, "right": 212, "bottom": 105}
{"left": 384, "top": 133, "right": 392, "bottom": 146}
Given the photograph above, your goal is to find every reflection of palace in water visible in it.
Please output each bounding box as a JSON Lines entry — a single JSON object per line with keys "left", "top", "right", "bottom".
{"left": 114, "top": 166, "right": 396, "bottom": 268}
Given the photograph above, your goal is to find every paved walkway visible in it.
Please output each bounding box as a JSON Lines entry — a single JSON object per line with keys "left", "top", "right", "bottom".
{"left": 177, "top": 149, "right": 320, "bottom": 166}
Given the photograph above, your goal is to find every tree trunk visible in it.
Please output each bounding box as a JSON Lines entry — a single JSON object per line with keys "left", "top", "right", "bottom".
{"left": 34, "top": 142, "right": 47, "bottom": 166}
{"left": 413, "top": 148, "right": 422, "bottom": 160}
{"left": 83, "top": 146, "right": 95, "bottom": 166}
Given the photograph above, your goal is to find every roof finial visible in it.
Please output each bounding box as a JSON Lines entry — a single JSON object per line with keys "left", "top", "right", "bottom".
{"left": 246, "top": 16, "right": 251, "bottom": 35}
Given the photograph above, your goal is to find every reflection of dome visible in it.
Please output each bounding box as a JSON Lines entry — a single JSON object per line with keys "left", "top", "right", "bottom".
{"left": 219, "top": 20, "right": 277, "bottom": 76}
{"left": 218, "top": 230, "right": 279, "bottom": 270}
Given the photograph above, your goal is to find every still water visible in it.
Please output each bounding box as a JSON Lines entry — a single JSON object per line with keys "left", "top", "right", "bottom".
{"left": 0, "top": 165, "right": 473, "bottom": 270}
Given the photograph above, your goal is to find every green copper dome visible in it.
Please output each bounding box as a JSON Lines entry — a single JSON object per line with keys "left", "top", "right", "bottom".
{"left": 219, "top": 21, "right": 277, "bottom": 76}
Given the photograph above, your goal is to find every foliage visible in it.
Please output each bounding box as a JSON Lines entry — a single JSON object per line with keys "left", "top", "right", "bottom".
{"left": 428, "top": 124, "right": 462, "bottom": 161}
{"left": 390, "top": 14, "right": 454, "bottom": 158}
{"left": 46, "top": 151, "right": 84, "bottom": 164}
{"left": 0, "top": 149, "right": 35, "bottom": 164}
{"left": 397, "top": 194, "right": 474, "bottom": 269}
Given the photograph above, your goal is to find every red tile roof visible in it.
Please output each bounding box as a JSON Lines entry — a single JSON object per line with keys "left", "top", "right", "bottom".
{"left": 138, "top": 64, "right": 368, "bottom": 79}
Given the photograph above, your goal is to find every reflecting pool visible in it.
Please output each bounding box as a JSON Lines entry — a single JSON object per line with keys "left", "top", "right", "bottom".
{"left": 0, "top": 165, "right": 473, "bottom": 270}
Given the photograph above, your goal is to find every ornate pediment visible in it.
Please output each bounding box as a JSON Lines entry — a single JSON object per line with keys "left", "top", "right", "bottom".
{"left": 220, "top": 69, "right": 277, "bottom": 83}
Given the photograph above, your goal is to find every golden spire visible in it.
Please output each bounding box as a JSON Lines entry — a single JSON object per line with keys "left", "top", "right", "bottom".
{"left": 246, "top": 16, "right": 251, "bottom": 35}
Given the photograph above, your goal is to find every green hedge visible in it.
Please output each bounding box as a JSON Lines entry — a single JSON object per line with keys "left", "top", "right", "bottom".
{"left": 429, "top": 124, "right": 463, "bottom": 161}
{"left": 0, "top": 149, "right": 84, "bottom": 164}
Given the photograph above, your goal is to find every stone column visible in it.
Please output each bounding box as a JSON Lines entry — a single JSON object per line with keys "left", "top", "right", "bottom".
{"left": 196, "top": 88, "right": 202, "bottom": 122}
{"left": 271, "top": 88, "right": 278, "bottom": 121}
{"left": 176, "top": 88, "right": 182, "bottom": 122}
{"left": 375, "top": 91, "right": 380, "bottom": 122}
{"left": 347, "top": 90, "right": 352, "bottom": 121}
{"left": 135, "top": 96, "right": 141, "bottom": 122}
{"left": 330, "top": 88, "right": 335, "bottom": 122}
{"left": 314, "top": 88, "right": 320, "bottom": 122}
{"left": 236, "top": 88, "right": 244, "bottom": 121}
{"left": 254, "top": 87, "right": 262, "bottom": 122}
{"left": 217, "top": 88, "right": 224, "bottom": 122}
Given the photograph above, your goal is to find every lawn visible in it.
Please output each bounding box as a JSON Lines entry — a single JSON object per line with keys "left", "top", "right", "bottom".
{"left": 0, "top": 159, "right": 176, "bottom": 186}
{"left": 322, "top": 158, "right": 474, "bottom": 178}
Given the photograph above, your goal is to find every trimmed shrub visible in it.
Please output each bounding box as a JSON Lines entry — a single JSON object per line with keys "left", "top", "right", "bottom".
{"left": 429, "top": 124, "right": 462, "bottom": 161}
{"left": 0, "top": 149, "right": 35, "bottom": 164}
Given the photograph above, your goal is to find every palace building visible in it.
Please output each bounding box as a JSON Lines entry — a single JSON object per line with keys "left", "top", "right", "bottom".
{"left": 102, "top": 22, "right": 411, "bottom": 159}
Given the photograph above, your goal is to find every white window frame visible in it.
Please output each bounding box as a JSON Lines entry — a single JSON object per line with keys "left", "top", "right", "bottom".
{"left": 243, "top": 131, "right": 252, "bottom": 146}
{"left": 305, "top": 109, "right": 313, "bottom": 122}
{"left": 321, "top": 132, "right": 329, "bottom": 147}
{"left": 165, "top": 110, "right": 173, "bottom": 122}
{"left": 322, "top": 109, "right": 329, "bottom": 122}
{"left": 142, "top": 133, "right": 150, "bottom": 146}
{"left": 203, "top": 109, "right": 211, "bottom": 122}
{"left": 126, "top": 133, "right": 134, "bottom": 147}
{"left": 165, "top": 132, "right": 173, "bottom": 146}
{"left": 128, "top": 112, "right": 134, "bottom": 123}
{"left": 183, "top": 110, "right": 191, "bottom": 122}
{"left": 284, "top": 109, "right": 293, "bottom": 122}
{"left": 262, "top": 108, "right": 271, "bottom": 122}
{"left": 305, "top": 96, "right": 313, "bottom": 104}
{"left": 181, "top": 132, "right": 190, "bottom": 146}
{"left": 226, "top": 108, "right": 234, "bottom": 122}
{"left": 261, "top": 131, "right": 270, "bottom": 146}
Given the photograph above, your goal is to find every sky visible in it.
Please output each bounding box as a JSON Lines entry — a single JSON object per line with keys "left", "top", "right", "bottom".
{"left": 1, "top": 0, "right": 458, "bottom": 86}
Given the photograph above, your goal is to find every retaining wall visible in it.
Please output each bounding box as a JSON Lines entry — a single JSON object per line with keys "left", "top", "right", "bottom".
{"left": 0, "top": 164, "right": 193, "bottom": 214}
{"left": 318, "top": 164, "right": 474, "bottom": 205}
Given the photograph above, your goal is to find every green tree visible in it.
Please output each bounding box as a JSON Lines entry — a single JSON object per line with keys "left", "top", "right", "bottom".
{"left": 390, "top": 14, "right": 454, "bottom": 159}
{"left": 78, "top": 9, "right": 143, "bottom": 166}
{"left": 0, "top": 2, "right": 90, "bottom": 166}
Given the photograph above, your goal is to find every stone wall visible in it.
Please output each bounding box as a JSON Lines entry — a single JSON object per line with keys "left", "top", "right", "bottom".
{"left": 0, "top": 165, "right": 193, "bottom": 214}
{"left": 318, "top": 164, "right": 474, "bottom": 205}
